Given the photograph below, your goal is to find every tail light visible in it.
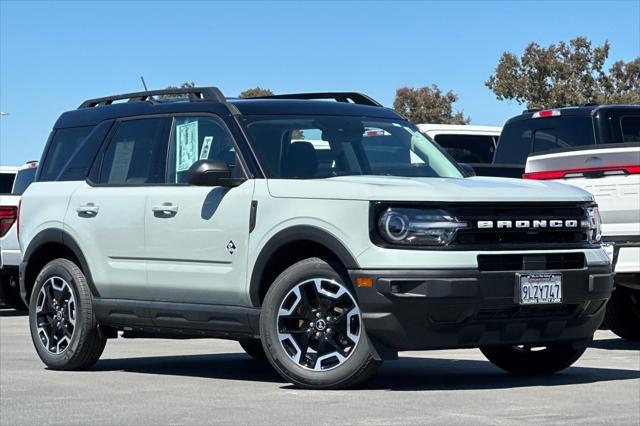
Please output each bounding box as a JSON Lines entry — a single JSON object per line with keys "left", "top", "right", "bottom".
{"left": 532, "top": 109, "right": 561, "bottom": 118}
{"left": 523, "top": 165, "right": 640, "bottom": 180}
{"left": 0, "top": 206, "right": 17, "bottom": 238}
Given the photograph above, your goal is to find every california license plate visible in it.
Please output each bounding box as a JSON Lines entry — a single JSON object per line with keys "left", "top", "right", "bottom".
{"left": 518, "top": 273, "right": 562, "bottom": 305}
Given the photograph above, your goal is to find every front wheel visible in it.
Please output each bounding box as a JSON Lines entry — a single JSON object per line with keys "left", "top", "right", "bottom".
{"left": 260, "top": 258, "right": 380, "bottom": 389}
{"left": 480, "top": 343, "right": 586, "bottom": 375}
{"left": 604, "top": 286, "right": 640, "bottom": 341}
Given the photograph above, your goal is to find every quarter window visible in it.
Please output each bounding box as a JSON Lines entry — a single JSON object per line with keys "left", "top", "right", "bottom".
{"left": 40, "top": 126, "right": 93, "bottom": 181}
{"left": 99, "top": 118, "right": 170, "bottom": 185}
{"left": 166, "top": 116, "right": 238, "bottom": 183}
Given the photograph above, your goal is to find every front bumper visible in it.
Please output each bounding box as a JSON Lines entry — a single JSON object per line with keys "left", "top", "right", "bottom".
{"left": 349, "top": 265, "right": 613, "bottom": 352}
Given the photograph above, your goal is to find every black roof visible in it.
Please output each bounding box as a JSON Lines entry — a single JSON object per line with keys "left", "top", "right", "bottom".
{"left": 508, "top": 104, "right": 640, "bottom": 124}
{"left": 54, "top": 88, "right": 404, "bottom": 128}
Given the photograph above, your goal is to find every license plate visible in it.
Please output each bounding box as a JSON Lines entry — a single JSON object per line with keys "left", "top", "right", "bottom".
{"left": 518, "top": 273, "right": 562, "bottom": 305}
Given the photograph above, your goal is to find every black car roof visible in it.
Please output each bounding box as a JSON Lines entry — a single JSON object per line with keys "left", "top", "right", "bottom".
{"left": 54, "top": 89, "right": 405, "bottom": 128}
{"left": 506, "top": 104, "right": 640, "bottom": 124}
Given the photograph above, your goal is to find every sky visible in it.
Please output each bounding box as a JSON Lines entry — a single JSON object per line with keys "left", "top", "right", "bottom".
{"left": 1, "top": 0, "right": 639, "bottom": 165}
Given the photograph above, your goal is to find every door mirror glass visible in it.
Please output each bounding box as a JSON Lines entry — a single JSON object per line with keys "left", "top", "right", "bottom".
{"left": 187, "top": 159, "right": 232, "bottom": 186}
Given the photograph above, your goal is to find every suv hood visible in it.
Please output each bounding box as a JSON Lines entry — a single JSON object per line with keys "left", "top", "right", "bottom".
{"left": 267, "top": 176, "right": 594, "bottom": 202}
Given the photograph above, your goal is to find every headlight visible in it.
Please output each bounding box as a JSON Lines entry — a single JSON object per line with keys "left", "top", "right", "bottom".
{"left": 377, "top": 207, "right": 468, "bottom": 246}
{"left": 582, "top": 206, "right": 602, "bottom": 243}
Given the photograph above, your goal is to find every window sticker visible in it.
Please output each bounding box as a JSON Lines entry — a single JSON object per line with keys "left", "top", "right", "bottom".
{"left": 176, "top": 121, "right": 198, "bottom": 172}
{"left": 200, "top": 136, "right": 213, "bottom": 160}
{"left": 108, "top": 140, "right": 134, "bottom": 183}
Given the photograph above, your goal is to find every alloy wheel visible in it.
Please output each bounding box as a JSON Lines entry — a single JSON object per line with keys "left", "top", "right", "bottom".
{"left": 35, "top": 276, "right": 76, "bottom": 354}
{"left": 277, "top": 278, "right": 361, "bottom": 371}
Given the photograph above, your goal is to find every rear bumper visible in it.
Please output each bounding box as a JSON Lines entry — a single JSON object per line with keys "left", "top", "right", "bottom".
{"left": 349, "top": 265, "right": 613, "bottom": 351}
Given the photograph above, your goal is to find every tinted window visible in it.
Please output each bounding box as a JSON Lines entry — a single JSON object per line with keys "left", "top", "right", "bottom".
{"left": 433, "top": 134, "right": 496, "bottom": 163}
{"left": 40, "top": 127, "right": 93, "bottom": 181}
{"left": 99, "top": 118, "right": 170, "bottom": 185}
{"left": 11, "top": 167, "right": 37, "bottom": 195}
{"left": 496, "top": 116, "right": 595, "bottom": 164}
{"left": 621, "top": 117, "right": 640, "bottom": 142}
{"left": 494, "top": 121, "right": 532, "bottom": 164}
{"left": 167, "top": 116, "right": 239, "bottom": 183}
{"left": 241, "top": 116, "right": 462, "bottom": 179}
{"left": 532, "top": 117, "right": 595, "bottom": 153}
{"left": 0, "top": 173, "right": 15, "bottom": 194}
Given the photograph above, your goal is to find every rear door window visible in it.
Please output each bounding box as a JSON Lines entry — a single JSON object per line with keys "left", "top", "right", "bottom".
{"left": 433, "top": 134, "right": 496, "bottom": 163}
{"left": 99, "top": 118, "right": 170, "bottom": 185}
{"left": 39, "top": 127, "right": 94, "bottom": 181}
{"left": 621, "top": 117, "right": 640, "bottom": 142}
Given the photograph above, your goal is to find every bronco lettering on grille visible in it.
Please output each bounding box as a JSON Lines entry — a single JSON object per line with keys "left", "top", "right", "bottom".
{"left": 477, "top": 220, "right": 579, "bottom": 229}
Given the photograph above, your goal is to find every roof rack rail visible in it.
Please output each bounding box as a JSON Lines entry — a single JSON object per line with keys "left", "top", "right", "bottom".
{"left": 78, "top": 86, "right": 225, "bottom": 109}
{"left": 253, "top": 92, "right": 382, "bottom": 107}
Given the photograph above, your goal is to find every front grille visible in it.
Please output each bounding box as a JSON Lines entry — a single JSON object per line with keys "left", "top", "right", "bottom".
{"left": 478, "top": 253, "right": 586, "bottom": 272}
{"left": 452, "top": 203, "right": 593, "bottom": 249}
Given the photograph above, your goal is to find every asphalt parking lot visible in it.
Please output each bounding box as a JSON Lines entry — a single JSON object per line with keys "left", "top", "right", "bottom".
{"left": 1, "top": 310, "right": 638, "bottom": 425}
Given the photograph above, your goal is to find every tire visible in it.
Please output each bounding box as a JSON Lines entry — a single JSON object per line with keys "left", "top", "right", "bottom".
{"left": 480, "top": 343, "right": 586, "bottom": 375}
{"left": 29, "top": 258, "right": 106, "bottom": 370}
{"left": 260, "top": 257, "right": 380, "bottom": 389}
{"left": 239, "top": 339, "right": 267, "bottom": 361}
{"left": 0, "top": 274, "right": 27, "bottom": 311}
{"left": 604, "top": 286, "right": 640, "bottom": 341}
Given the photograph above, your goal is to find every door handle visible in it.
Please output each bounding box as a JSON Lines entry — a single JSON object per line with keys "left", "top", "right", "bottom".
{"left": 77, "top": 203, "right": 99, "bottom": 216}
{"left": 152, "top": 203, "right": 178, "bottom": 217}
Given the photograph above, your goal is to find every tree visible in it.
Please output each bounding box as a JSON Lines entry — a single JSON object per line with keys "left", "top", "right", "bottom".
{"left": 393, "top": 85, "right": 470, "bottom": 124}
{"left": 486, "top": 37, "right": 640, "bottom": 109}
{"left": 160, "top": 81, "right": 196, "bottom": 99}
{"left": 240, "top": 87, "right": 304, "bottom": 138}
{"left": 239, "top": 87, "right": 274, "bottom": 98}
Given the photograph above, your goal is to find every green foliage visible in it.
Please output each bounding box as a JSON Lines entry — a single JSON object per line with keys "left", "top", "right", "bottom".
{"left": 393, "top": 85, "right": 470, "bottom": 124}
{"left": 238, "top": 87, "right": 274, "bottom": 98}
{"left": 486, "top": 37, "right": 640, "bottom": 109}
{"left": 160, "top": 82, "right": 196, "bottom": 99}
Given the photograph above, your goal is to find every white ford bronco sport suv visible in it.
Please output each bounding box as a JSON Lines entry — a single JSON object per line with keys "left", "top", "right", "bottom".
{"left": 19, "top": 87, "right": 613, "bottom": 389}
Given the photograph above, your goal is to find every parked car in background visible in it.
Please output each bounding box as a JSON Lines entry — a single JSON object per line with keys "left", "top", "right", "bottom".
{"left": 496, "top": 104, "right": 640, "bottom": 340}
{"left": 417, "top": 124, "right": 501, "bottom": 175}
{"left": 1, "top": 161, "right": 38, "bottom": 310}
{"left": 19, "top": 87, "right": 612, "bottom": 389}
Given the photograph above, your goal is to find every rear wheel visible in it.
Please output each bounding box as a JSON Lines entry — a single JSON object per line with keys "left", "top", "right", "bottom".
{"left": 480, "top": 343, "right": 586, "bottom": 374}
{"left": 29, "top": 259, "right": 106, "bottom": 370}
{"left": 239, "top": 339, "right": 267, "bottom": 360}
{"left": 604, "top": 286, "right": 640, "bottom": 341}
{"left": 260, "top": 257, "right": 380, "bottom": 389}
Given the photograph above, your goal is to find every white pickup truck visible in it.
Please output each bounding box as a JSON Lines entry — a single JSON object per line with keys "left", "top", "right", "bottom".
{"left": 1, "top": 162, "right": 38, "bottom": 309}
{"left": 516, "top": 106, "right": 640, "bottom": 340}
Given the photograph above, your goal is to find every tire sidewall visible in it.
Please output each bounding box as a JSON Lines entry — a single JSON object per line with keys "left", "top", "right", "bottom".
{"left": 29, "top": 259, "right": 91, "bottom": 368}
{"left": 260, "top": 258, "right": 374, "bottom": 388}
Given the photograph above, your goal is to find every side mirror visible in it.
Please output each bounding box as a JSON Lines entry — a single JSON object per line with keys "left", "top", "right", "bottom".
{"left": 187, "top": 160, "right": 241, "bottom": 187}
{"left": 459, "top": 163, "right": 476, "bottom": 177}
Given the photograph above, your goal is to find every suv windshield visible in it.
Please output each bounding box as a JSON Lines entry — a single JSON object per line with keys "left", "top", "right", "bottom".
{"left": 240, "top": 115, "right": 463, "bottom": 179}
